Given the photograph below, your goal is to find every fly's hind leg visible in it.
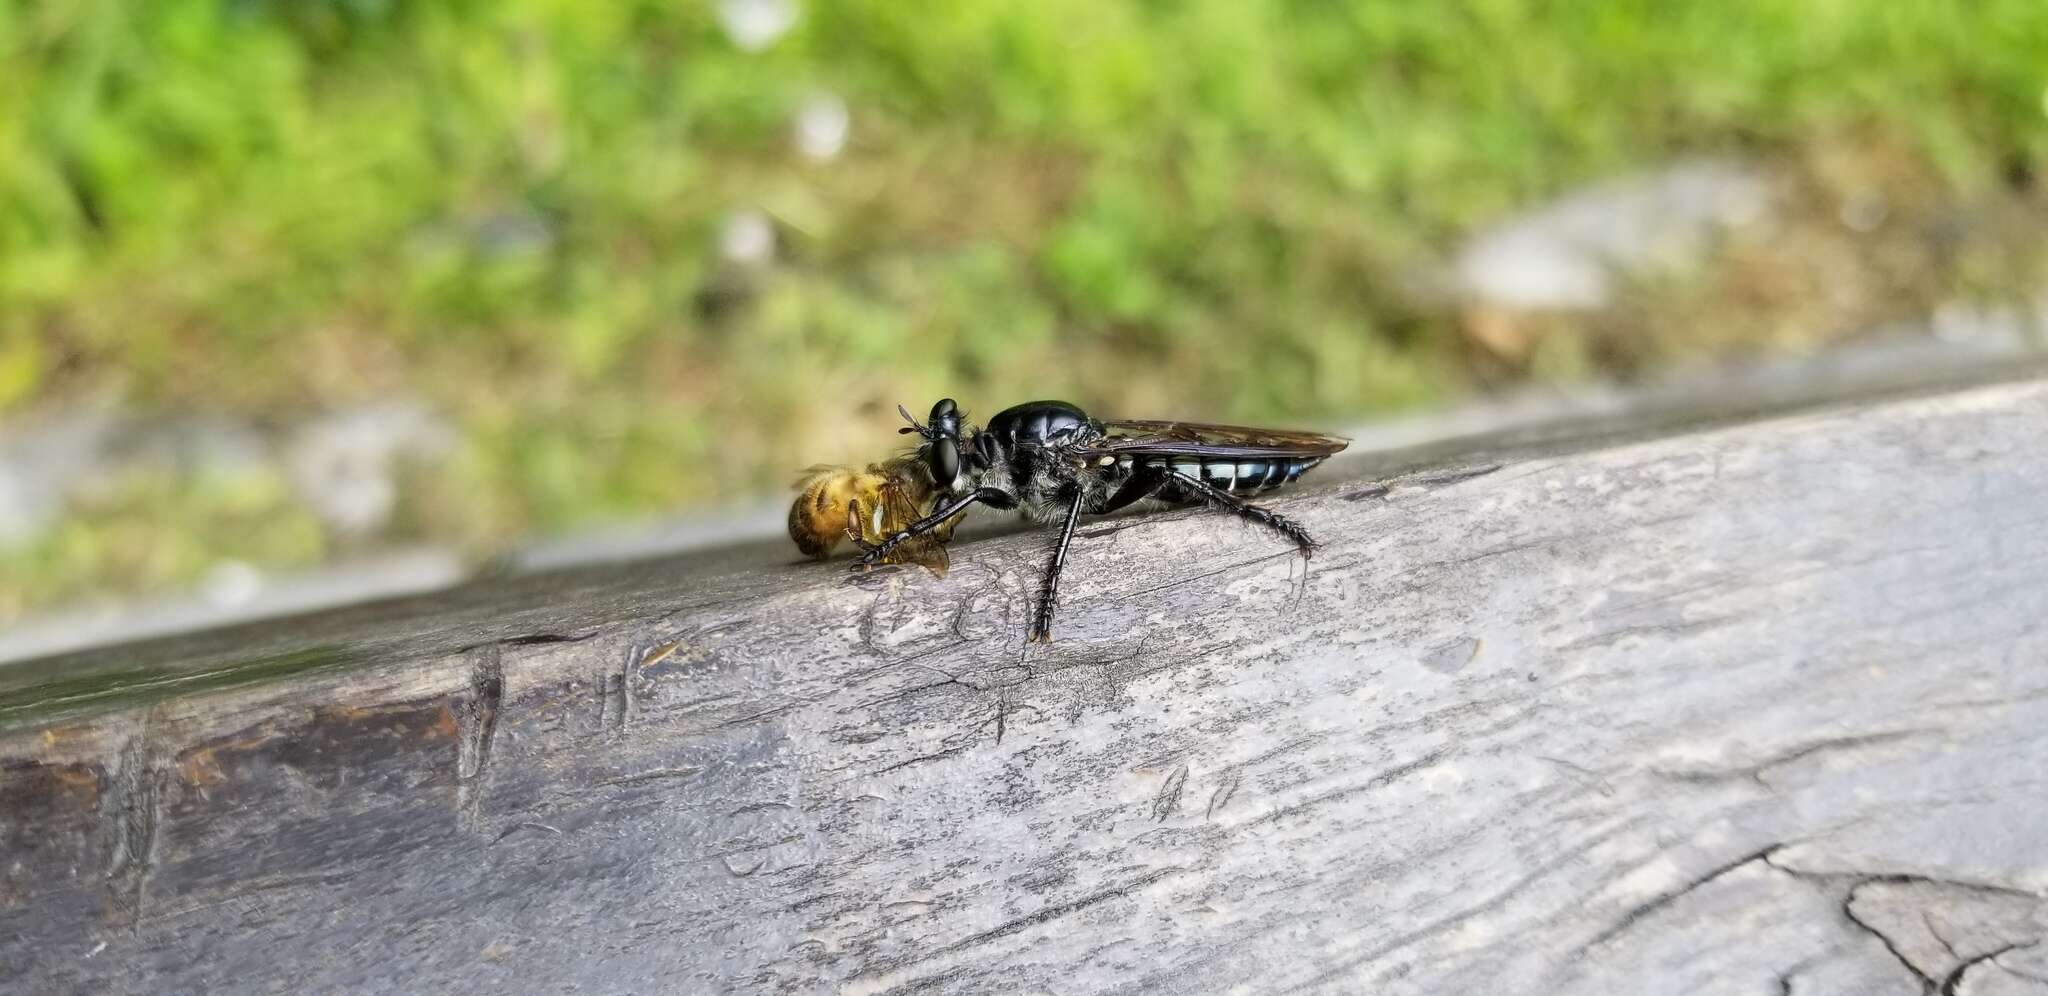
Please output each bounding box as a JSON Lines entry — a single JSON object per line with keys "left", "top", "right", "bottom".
{"left": 1165, "top": 471, "right": 1318, "bottom": 555}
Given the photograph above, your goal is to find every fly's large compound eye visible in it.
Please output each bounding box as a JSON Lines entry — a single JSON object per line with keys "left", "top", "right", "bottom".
{"left": 929, "top": 438, "right": 960, "bottom": 484}
{"left": 930, "top": 399, "right": 958, "bottom": 424}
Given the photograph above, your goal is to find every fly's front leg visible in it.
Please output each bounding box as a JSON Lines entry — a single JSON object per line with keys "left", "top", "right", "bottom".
{"left": 853, "top": 487, "right": 1010, "bottom": 567}
{"left": 1167, "top": 471, "right": 1318, "bottom": 554}
{"left": 1029, "top": 488, "right": 1087, "bottom": 643}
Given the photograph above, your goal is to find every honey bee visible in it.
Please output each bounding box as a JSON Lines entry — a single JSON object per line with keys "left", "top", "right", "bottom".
{"left": 788, "top": 455, "right": 956, "bottom": 576}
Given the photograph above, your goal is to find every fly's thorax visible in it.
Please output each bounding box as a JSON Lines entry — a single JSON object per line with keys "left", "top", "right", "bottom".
{"left": 956, "top": 461, "right": 1000, "bottom": 495}
{"left": 983, "top": 400, "right": 1092, "bottom": 452}
{"left": 997, "top": 439, "right": 1113, "bottom": 518}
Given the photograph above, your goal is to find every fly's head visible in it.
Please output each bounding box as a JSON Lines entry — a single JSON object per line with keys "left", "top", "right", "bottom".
{"left": 899, "top": 398, "right": 999, "bottom": 495}
{"left": 899, "top": 397, "right": 1021, "bottom": 500}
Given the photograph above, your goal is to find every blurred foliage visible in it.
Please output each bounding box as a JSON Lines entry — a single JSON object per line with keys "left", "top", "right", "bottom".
{"left": 1, "top": 0, "right": 2046, "bottom": 612}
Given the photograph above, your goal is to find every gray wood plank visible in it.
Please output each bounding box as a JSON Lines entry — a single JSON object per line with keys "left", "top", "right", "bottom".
{"left": 3, "top": 374, "right": 2046, "bottom": 995}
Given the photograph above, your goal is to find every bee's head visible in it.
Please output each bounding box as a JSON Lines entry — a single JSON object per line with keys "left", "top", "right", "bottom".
{"left": 898, "top": 398, "right": 967, "bottom": 486}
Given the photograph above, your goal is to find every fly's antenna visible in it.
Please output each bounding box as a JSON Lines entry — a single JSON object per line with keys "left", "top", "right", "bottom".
{"left": 896, "top": 404, "right": 930, "bottom": 438}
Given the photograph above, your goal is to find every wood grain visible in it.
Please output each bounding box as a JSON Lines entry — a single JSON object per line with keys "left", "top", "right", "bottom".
{"left": 3, "top": 374, "right": 2046, "bottom": 995}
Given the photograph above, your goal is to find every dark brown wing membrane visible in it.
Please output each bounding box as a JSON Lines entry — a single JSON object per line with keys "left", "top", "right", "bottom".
{"left": 1084, "top": 419, "right": 1350, "bottom": 459}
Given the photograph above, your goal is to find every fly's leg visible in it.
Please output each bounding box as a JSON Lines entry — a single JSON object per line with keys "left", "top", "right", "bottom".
{"left": 1028, "top": 488, "right": 1087, "bottom": 643}
{"left": 852, "top": 487, "right": 1012, "bottom": 566}
{"left": 1166, "top": 471, "right": 1317, "bottom": 554}
{"left": 1096, "top": 464, "right": 1171, "bottom": 513}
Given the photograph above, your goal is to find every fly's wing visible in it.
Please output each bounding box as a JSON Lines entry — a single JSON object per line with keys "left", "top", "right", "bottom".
{"left": 1082, "top": 419, "right": 1350, "bottom": 459}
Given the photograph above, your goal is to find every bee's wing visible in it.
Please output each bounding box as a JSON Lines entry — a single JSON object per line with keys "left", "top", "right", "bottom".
{"left": 791, "top": 463, "right": 850, "bottom": 489}
{"left": 1083, "top": 420, "right": 1350, "bottom": 459}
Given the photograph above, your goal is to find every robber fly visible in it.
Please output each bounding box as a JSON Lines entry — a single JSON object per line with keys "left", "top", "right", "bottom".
{"left": 789, "top": 457, "right": 958, "bottom": 575}
{"left": 852, "top": 398, "right": 1349, "bottom": 642}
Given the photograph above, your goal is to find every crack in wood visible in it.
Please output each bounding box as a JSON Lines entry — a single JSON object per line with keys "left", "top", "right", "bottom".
{"left": 1535, "top": 755, "right": 1616, "bottom": 797}
{"left": 501, "top": 632, "right": 597, "bottom": 647}
{"left": 1338, "top": 482, "right": 1392, "bottom": 502}
{"left": 868, "top": 744, "right": 972, "bottom": 777}
{"left": 1404, "top": 462, "right": 1506, "bottom": 489}
{"left": 1106, "top": 549, "right": 1301, "bottom": 605}
{"left": 491, "top": 821, "right": 563, "bottom": 843}
{"left": 1246, "top": 748, "right": 1449, "bottom": 828}
{"left": 1650, "top": 729, "right": 1934, "bottom": 789}
{"left": 1204, "top": 770, "right": 1241, "bottom": 820}
{"left": 608, "top": 638, "right": 680, "bottom": 734}
{"left": 596, "top": 766, "right": 701, "bottom": 788}
{"left": 858, "top": 865, "right": 1190, "bottom": 984}
{"left": 1554, "top": 614, "right": 1741, "bottom": 653}
{"left": 703, "top": 834, "right": 803, "bottom": 862}
{"left": 1940, "top": 940, "right": 2039, "bottom": 996}
{"left": 457, "top": 630, "right": 597, "bottom": 655}
{"left": 1923, "top": 909, "right": 1966, "bottom": 967}
{"left": 1151, "top": 765, "right": 1188, "bottom": 823}
{"left": 1779, "top": 859, "right": 2045, "bottom": 900}
{"left": 102, "top": 717, "right": 163, "bottom": 928}
{"left": 1841, "top": 884, "right": 1945, "bottom": 992}
{"left": 1283, "top": 817, "right": 1651, "bottom": 992}
{"left": 1579, "top": 845, "right": 1782, "bottom": 951}
{"left": 1773, "top": 954, "right": 1822, "bottom": 996}
{"left": 455, "top": 645, "right": 505, "bottom": 826}
{"left": 1768, "top": 857, "right": 2048, "bottom": 994}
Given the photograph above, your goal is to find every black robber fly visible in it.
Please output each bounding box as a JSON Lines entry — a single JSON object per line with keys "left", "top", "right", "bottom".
{"left": 853, "top": 399, "right": 1349, "bottom": 642}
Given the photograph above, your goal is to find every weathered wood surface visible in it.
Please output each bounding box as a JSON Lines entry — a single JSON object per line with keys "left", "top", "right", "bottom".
{"left": 3, "top": 373, "right": 2047, "bottom": 995}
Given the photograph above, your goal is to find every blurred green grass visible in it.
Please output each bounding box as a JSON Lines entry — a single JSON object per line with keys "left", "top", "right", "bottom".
{"left": 2, "top": 0, "right": 2046, "bottom": 616}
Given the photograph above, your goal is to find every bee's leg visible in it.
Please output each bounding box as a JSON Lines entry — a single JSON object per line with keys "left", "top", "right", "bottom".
{"left": 841, "top": 498, "right": 870, "bottom": 549}
{"left": 854, "top": 488, "right": 1013, "bottom": 566}
{"left": 1029, "top": 487, "right": 1087, "bottom": 643}
{"left": 1165, "top": 471, "right": 1317, "bottom": 554}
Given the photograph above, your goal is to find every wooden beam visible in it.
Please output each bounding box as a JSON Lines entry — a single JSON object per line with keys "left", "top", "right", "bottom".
{"left": 4, "top": 372, "right": 2046, "bottom": 994}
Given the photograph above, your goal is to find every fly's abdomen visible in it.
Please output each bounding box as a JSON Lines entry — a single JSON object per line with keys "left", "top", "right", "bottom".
{"left": 1141, "top": 455, "right": 1326, "bottom": 499}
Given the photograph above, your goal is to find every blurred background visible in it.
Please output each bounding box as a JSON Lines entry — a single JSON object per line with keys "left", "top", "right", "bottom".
{"left": 2, "top": 1, "right": 2046, "bottom": 647}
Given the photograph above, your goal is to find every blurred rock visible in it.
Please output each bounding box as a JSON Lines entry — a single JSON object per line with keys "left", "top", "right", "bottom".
{"left": 1838, "top": 188, "right": 1890, "bottom": 234}
{"left": 0, "top": 412, "right": 282, "bottom": 549}
{"left": 1454, "top": 161, "right": 1773, "bottom": 312}
{"left": 507, "top": 500, "right": 787, "bottom": 574}
{"left": 719, "top": 211, "right": 777, "bottom": 266}
{"left": 113, "top": 415, "right": 270, "bottom": 481}
{"left": 0, "top": 414, "right": 115, "bottom": 546}
{"left": 718, "top": 0, "right": 796, "bottom": 51}
{"left": 473, "top": 208, "right": 557, "bottom": 259}
{"left": 201, "top": 560, "right": 264, "bottom": 608}
{"left": 794, "top": 93, "right": 850, "bottom": 161}
{"left": 407, "top": 208, "right": 557, "bottom": 262}
{"left": 286, "top": 403, "right": 455, "bottom": 538}
{"left": 0, "top": 549, "right": 466, "bottom": 665}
